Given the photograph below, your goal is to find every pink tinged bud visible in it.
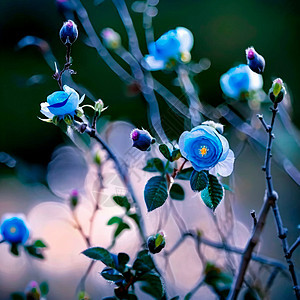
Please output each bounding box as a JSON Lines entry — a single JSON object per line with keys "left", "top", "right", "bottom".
{"left": 71, "top": 189, "right": 78, "bottom": 197}
{"left": 131, "top": 129, "right": 140, "bottom": 141}
{"left": 246, "top": 48, "right": 255, "bottom": 60}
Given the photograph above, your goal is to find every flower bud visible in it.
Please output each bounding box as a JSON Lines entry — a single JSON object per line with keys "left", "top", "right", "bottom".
{"left": 245, "top": 47, "right": 265, "bottom": 74}
{"left": 75, "top": 107, "right": 84, "bottom": 118}
{"left": 25, "top": 281, "right": 41, "bottom": 300}
{"left": 94, "top": 151, "right": 101, "bottom": 166}
{"left": 70, "top": 189, "right": 79, "bottom": 209}
{"left": 95, "top": 99, "right": 104, "bottom": 114}
{"left": 63, "top": 114, "right": 73, "bottom": 125}
{"left": 130, "top": 129, "right": 155, "bottom": 151}
{"left": 59, "top": 20, "right": 78, "bottom": 45}
{"left": 147, "top": 232, "right": 166, "bottom": 254}
{"left": 269, "top": 78, "right": 286, "bottom": 104}
{"left": 101, "top": 28, "right": 121, "bottom": 50}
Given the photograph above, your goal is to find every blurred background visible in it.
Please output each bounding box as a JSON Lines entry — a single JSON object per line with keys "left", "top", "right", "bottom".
{"left": 0, "top": 0, "right": 299, "bottom": 299}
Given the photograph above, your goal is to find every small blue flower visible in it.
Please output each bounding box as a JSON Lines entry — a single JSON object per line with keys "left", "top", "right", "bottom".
{"left": 144, "top": 27, "right": 194, "bottom": 71}
{"left": 246, "top": 47, "right": 265, "bottom": 74}
{"left": 179, "top": 123, "right": 234, "bottom": 177}
{"left": 0, "top": 214, "right": 30, "bottom": 244}
{"left": 130, "top": 128, "right": 155, "bottom": 151}
{"left": 40, "top": 85, "right": 85, "bottom": 119}
{"left": 220, "top": 64, "right": 263, "bottom": 100}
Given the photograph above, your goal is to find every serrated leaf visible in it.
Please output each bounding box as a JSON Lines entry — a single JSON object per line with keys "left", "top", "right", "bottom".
{"left": 107, "top": 216, "right": 122, "bottom": 225}
{"left": 24, "top": 245, "right": 44, "bottom": 259}
{"left": 82, "top": 247, "right": 115, "bottom": 268}
{"left": 170, "top": 183, "right": 185, "bottom": 200}
{"left": 201, "top": 175, "right": 224, "bottom": 211}
{"left": 100, "top": 267, "right": 124, "bottom": 282}
{"left": 177, "top": 167, "right": 194, "bottom": 180}
{"left": 133, "top": 250, "right": 155, "bottom": 272}
{"left": 138, "top": 272, "right": 164, "bottom": 299}
{"left": 114, "top": 222, "right": 130, "bottom": 238}
{"left": 39, "top": 282, "right": 49, "bottom": 296}
{"left": 34, "top": 240, "right": 47, "bottom": 248}
{"left": 143, "top": 158, "right": 165, "bottom": 173}
{"left": 190, "top": 170, "right": 209, "bottom": 192}
{"left": 159, "top": 144, "right": 171, "bottom": 161}
{"left": 144, "top": 176, "right": 168, "bottom": 212}
{"left": 171, "top": 149, "right": 181, "bottom": 161}
{"left": 112, "top": 196, "right": 130, "bottom": 211}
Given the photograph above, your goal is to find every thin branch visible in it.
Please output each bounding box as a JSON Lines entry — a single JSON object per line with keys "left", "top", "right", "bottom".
{"left": 250, "top": 210, "right": 258, "bottom": 228}
{"left": 286, "top": 236, "right": 300, "bottom": 259}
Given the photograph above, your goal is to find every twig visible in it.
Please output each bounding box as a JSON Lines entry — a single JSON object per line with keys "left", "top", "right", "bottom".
{"left": 286, "top": 236, "right": 300, "bottom": 259}
{"left": 250, "top": 210, "right": 258, "bottom": 228}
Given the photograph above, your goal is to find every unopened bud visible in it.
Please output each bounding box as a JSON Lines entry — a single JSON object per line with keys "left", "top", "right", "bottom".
{"left": 25, "top": 281, "right": 41, "bottom": 300}
{"left": 95, "top": 99, "right": 104, "bottom": 114}
{"left": 101, "top": 28, "right": 121, "bottom": 50}
{"left": 75, "top": 107, "right": 84, "bottom": 118}
{"left": 70, "top": 189, "right": 79, "bottom": 209}
{"left": 94, "top": 152, "right": 101, "bottom": 166}
{"left": 269, "top": 78, "right": 286, "bottom": 104}
{"left": 246, "top": 47, "right": 265, "bottom": 74}
{"left": 202, "top": 120, "right": 224, "bottom": 134}
{"left": 147, "top": 232, "right": 166, "bottom": 254}
{"left": 63, "top": 114, "right": 73, "bottom": 125}
{"left": 59, "top": 20, "right": 78, "bottom": 45}
{"left": 130, "top": 129, "right": 155, "bottom": 151}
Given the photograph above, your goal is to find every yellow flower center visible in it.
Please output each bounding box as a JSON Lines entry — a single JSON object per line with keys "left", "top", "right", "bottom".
{"left": 10, "top": 226, "right": 17, "bottom": 234}
{"left": 199, "top": 145, "right": 209, "bottom": 157}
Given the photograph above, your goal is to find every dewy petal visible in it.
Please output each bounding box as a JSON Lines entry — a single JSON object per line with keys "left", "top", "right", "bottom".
{"left": 246, "top": 66, "right": 263, "bottom": 90}
{"left": 216, "top": 133, "right": 229, "bottom": 162}
{"left": 210, "top": 149, "right": 235, "bottom": 177}
{"left": 63, "top": 85, "right": 79, "bottom": 106}
{"left": 176, "top": 27, "right": 194, "bottom": 52}
{"left": 40, "top": 102, "right": 54, "bottom": 119}
{"left": 79, "top": 94, "right": 85, "bottom": 104}
{"left": 144, "top": 55, "right": 165, "bottom": 71}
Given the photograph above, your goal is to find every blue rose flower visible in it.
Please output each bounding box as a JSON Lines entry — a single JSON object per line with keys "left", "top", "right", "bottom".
{"left": 220, "top": 64, "right": 263, "bottom": 100}
{"left": 0, "top": 214, "right": 30, "bottom": 244}
{"left": 40, "top": 85, "right": 85, "bottom": 119}
{"left": 144, "top": 27, "right": 194, "bottom": 71}
{"left": 178, "top": 123, "right": 234, "bottom": 177}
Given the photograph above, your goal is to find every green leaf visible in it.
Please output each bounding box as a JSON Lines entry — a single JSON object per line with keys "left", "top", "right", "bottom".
{"left": 184, "top": 293, "right": 192, "bottom": 300}
{"left": 177, "top": 167, "right": 194, "bottom": 180}
{"left": 159, "top": 144, "right": 171, "bottom": 161}
{"left": 127, "top": 213, "right": 140, "bottom": 229}
{"left": 10, "top": 293, "right": 25, "bottom": 300}
{"left": 100, "top": 267, "right": 124, "bottom": 282}
{"left": 39, "top": 282, "right": 49, "bottom": 296}
{"left": 171, "top": 149, "right": 181, "bottom": 161}
{"left": 114, "top": 222, "right": 130, "bottom": 238}
{"left": 143, "top": 158, "right": 165, "bottom": 173}
{"left": 201, "top": 175, "right": 224, "bottom": 211}
{"left": 190, "top": 170, "right": 209, "bottom": 192}
{"left": 222, "top": 183, "right": 233, "bottom": 192}
{"left": 117, "top": 252, "right": 130, "bottom": 271}
{"left": 144, "top": 176, "right": 168, "bottom": 212}
{"left": 170, "top": 183, "right": 185, "bottom": 200}
{"left": 138, "top": 272, "right": 164, "bottom": 299}
{"left": 10, "top": 244, "right": 19, "bottom": 256}
{"left": 133, "top": 250, "right": 155, "bottom": 272}
{"left": 82, "top": 247, "right": 115, "bottom": 268}
{"left": 112, "top": 196, "right": 130, "bottom": 211}
{"left": 107, "top": 216, "right": 122, "bottom": 225}
{"left": 33, "top": 240, "right": 47, "bottom": 248}
{"left": 24, "top": 245, "right": 44, "bottom": 259}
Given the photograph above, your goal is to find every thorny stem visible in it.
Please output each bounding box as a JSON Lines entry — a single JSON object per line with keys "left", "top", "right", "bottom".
{"left": 228, "top": 104, "right": 299, "bottom": 300}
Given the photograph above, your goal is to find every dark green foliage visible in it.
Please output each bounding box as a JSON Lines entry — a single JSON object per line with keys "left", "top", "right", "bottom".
{"left": 176, "top": 167, "right": 194, "bottom": 180}
{"left": 10, "top": 244, "right": 19, "bottom": 256}
{"left": 133, "top": 250, "right": 155, "bottom": 272}
{"left": 137, "top": 272, "right": 165, "bottom": 299}
{"left": 144, "top": 176, "right": 168, "bottom": 212}
{"left": 190, "top": 170, "right": 209, "bottom": 192}
{"left": 159, "top": 144, "right": 171, "bottom": 161}
{"left": 201, "top": 175, "right": 224, "bottom": 211}
{"left": 82, "top": 247, "right": 115, "bottom": 268}
{"left": 112, "top": 196, "right": 131, "bottom": 212}
{"left": 143, "top": 158, "right": 165, "bottom": 173}
{"left": 100, "top": 267, "right": 124, "bottom": 282}
{"left": 170, "top": 183, "right": 185, "bottom": 200}
{"left": 39, "top": 282, "right": 49, "bottom": 296}
{"left": 10, "top": 293, "right": 25, "bottom": 300}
